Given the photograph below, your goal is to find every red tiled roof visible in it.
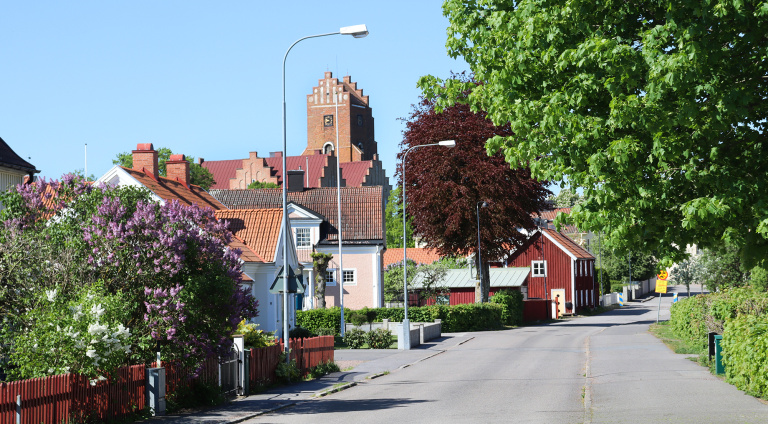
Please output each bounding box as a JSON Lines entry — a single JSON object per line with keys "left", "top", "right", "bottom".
{"left": 122, "top": 167, "right": 226, "bottom": 210}
{"left": 537, "top": 208, "right": 571, "bottom": 221}
{"left": 210, "top": 186, "right": 384, "bottom": 244}
{"left": 383, "top": 248, "right": 442, "bottom": 268}
{"left": 216, "top": 209, "right": 283, "bottom": 262}
{"left": 543, "top": 228, "right": 594, "bottom": 259}
{"left": 339, "top": 161, "right": 372, "bottom": 187}
{"left": 201, "top": 159, "right": 243, "bottom": 190}
{"left": 229, "top": 234, "right": 265, "bottom": 263}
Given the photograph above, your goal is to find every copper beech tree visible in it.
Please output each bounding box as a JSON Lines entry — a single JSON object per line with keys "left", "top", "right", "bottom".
{"left": 399, "top": 88, "right": 550, "bottom": 302}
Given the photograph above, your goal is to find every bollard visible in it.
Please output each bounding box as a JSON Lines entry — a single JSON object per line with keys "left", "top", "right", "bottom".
{"left": 714, "top": 335, "right": 725, "bottom": 375}
{"left": 146, "top": 367, "right": 166, "bottom": 416}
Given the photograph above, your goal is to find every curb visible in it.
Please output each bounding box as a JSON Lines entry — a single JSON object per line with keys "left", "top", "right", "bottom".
{"left": 227, "top": 402, "right": 297, "bottom": 423}
{"left": 313, "top": 381, "right": 358, "bottom": 398}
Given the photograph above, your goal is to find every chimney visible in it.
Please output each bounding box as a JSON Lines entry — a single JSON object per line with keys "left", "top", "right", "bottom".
{"left": 197, "top": 157, "right": 204, "bottom": 165}
{"left": 166, "top": 154, "right": 190, "bottom": 187}
{"left": 286, "top": 170, "right": 305, "bottom": 192}
{"left": 132, "top": 143, "right": 159, "bottom": 179}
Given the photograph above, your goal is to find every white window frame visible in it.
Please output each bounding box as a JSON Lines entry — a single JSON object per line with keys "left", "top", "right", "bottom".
{"left": 342, "top": 269, "right": 357, "bottom": 286}
{"left": 532, "top": 260, "right": 547, "bottom": 277}
{"left": 295, "top": 227, "right": 311, "bottom": 249}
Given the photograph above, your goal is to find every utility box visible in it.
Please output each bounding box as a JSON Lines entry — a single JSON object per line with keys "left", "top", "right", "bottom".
{"left": 714, "top": 335, "right": 725, "bottom": 375}
{"left": 146, "top": 367, "right": 166, "bottom": 416}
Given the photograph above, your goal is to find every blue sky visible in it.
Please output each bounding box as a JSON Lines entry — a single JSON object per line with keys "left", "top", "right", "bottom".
{"left": 1, "top": 1, "right": 470, "bottom": 183}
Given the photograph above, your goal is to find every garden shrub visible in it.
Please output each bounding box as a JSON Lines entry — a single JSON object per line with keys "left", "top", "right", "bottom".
{"left": 349, "top": 313, "right": 368, "bottom": 326}
{"left": 343, "top": 328, "right": 366, "bottom": 349}
{"left": 275, "top": 353, "right": 301, "bottom": 383}
{"left": 315, "top": 327, "right": 336, "bottom": 336}
{"left": 490, "top": 289, "right": 524, "bottom": 326}
{"left": 306, "top": 360, "right": 340, "bottom": 379}
{"left": 669, "top": 292, "right": 710, "bottom": 347}
{"left": 295, "top": 307, "right": 351, "bottom": 335}
{"left": 235, "top": 320, "right": 275, "bottom": 348}
{"left": 366, "top": 328, "right": 394, "bottom": 349}
{"left": 289, "top": 326, "right": 314, "bottom": 339}
{"left": 722, "top": 314, "right": 768, "bottom": 398}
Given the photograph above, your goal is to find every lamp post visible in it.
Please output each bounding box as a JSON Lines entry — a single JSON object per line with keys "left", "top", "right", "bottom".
{"left": 400, "top": 139, "right": 455, "bottom": 350}
{"left": 280, "top": 24, "right": 368, "bottom": 359}
{"left": 476, "top": 201, "right": 487, "bottom": 302}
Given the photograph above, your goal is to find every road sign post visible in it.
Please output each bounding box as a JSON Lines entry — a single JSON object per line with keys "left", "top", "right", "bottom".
{"left": 656, "top": 270, "right": 668, "bottom": 323}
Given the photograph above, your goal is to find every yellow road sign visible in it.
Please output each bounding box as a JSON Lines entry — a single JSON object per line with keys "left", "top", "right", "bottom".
{"left": 656, "top": 281, "right": 668, "bottom": 294}
{"left": 657, "top": 270, "right": 669, "bottom": 280}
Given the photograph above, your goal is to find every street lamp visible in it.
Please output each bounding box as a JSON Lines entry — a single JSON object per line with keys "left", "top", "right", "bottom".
{"left": 476, "top": 201, "right": 488, "bottom": 301}
{"left": 400, "top": 139, "right": 456, "bottom": 350}
{"left": 280, "top": 24, "right": 368, "bottom": 359}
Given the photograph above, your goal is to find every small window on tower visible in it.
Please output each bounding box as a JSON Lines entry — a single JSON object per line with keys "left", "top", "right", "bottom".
{"left": 357, "top": 114, "right": 363, "bottom": 126}
{"left": 324, "top": 115, "right": 334, "bottom": 127}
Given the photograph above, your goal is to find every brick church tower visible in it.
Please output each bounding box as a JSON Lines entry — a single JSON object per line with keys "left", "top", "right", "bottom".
{"left": 302, "top": 72, "right": 377, "bottom": 163}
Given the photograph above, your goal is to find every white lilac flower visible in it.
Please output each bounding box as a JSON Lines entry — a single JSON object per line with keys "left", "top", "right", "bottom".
{"left": 45, "top": 289, "right": 57, "bottom": 302}
{"left": 86, "top": 349, "right": 97, "bottom": 358}
{"left": 91, "top": 303, "right": 105, "bottom": 317}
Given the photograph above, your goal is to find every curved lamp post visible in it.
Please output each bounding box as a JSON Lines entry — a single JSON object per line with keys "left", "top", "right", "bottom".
{"left": 400, "top": 139, "right": 455, "bottom": 350}
{"left": 281, "top": 24, "right": 368, "bottom": 359}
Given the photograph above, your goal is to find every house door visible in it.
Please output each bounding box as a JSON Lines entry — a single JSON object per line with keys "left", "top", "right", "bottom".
{"left": 551, "top": 289, "right": 566, "bottom": 318}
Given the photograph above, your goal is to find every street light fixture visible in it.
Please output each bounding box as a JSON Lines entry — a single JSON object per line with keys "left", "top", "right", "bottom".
{"left": 280, "top": 24, "right": 368, "bottom": 359}
{"left": 400, "top": 139, "right": 456, "bottom": 350}
{"left": 476, "top": 201, "right": 488, "bottom": 300}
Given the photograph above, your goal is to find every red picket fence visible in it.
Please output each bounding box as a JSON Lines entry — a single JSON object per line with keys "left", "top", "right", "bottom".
{"left": 2, "top": 336, "right": 335, "bottom": 423}
{"left": 248, "top": 336, "right": 335, "bottom": 387}
{"left": 0, "top": 364, "right": 146, "bottom": 424}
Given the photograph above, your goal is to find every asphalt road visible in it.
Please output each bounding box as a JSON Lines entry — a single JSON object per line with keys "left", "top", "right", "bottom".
{"left": 248, "top": 288, "right": 768, "bottom": 423}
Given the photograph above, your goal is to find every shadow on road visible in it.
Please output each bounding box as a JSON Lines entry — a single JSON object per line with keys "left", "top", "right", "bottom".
{"left": 275, "top": 397, "right": 432, "bottom": 416}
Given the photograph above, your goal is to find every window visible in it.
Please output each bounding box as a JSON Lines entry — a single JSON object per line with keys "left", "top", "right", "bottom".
{"left": 295, "top": 228, "right": 310, "bottom": 249}
{"left": 532, "top": 260, "right": 546, "bottom": 277}
{"left": 325, "top": 269, "right": 336, "bottom": 286}
{"left": 436, "top": 294, "right": 449, "bottom": 305}
{"left": 343, "top": 269, "right": 356, "bottom": 285}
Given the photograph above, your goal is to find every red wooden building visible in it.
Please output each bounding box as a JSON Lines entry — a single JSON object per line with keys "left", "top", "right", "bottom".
{"left": 506, "top": 229, "right": 596, "bottom": 315}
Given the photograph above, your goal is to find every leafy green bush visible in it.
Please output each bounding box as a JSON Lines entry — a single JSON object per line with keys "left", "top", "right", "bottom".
{"left": 295, "top": 307, "right": 351, "bottom": 336}
{"left": 366, "top": 328, "right": 394, "bottom": 349}
{"left": 235, "top": 320, "right": 276, "bottom": 348}
{"left": 722, "top": 314, "right": 768, "bottom": 397}
{"left": 349, "top": 313, "right": 368, "bottom": 326}
{"left": 306, "top": 360, "right": 340, "bottom": 379}
{"left": 275, "top": 353, "right": 301, "bottom": 383}
{"left": 490, "top": 289, "right": 524, "bottom": 326}
{"left": 315, "top": 327, "right": 336, "bottom": 336}
{"left": 610, "top": 282, "right": 625, "bottom": 293}
{"left": 343, "top": 328, "right": 367, "bottom": 349}
{"left": 289, "top": 326, "right": 314, "bottom": 339}
{"left": 166, "top": 380, "right": 226, "bottom": 413}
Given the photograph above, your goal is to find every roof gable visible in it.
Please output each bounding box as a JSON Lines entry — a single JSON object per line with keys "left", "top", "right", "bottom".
{"left": 210, "top": 186, "right": 384, "bottom": 244}
{"left": 542, "top": 229, "right": 595, "bottom": 260}
{"left": 0, "top": 136, "right": 38, "bottom": 174}
{"left": 216, "top": 209, "right": 283, "bottom": 262}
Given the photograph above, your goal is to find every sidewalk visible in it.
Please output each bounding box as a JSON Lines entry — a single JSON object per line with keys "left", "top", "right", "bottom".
{"left": 146, "top": 333, "right": 474, "bottom": 424}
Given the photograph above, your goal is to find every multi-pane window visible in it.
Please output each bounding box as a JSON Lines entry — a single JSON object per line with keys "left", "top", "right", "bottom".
{"left": 532, "top": 260, "right": 547, "bottom": 277}
{"left": 343, "top": 270, "right": 356, "bottom": 285}
{"left": 325, "top": 269, "right": 336, "bottom": 286}
{"left": 295, "top": 228, "right": 310, "bottom": 249}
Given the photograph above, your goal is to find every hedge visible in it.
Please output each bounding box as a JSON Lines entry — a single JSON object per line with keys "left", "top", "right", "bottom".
{"left": 489, "top": 289, "right": 524, "bottom": 326}
{"left": 296, "top": 303, "right": 503, "bottom": 335}
{"left": 722, "top": 314, "right": 768, "bottom": 398}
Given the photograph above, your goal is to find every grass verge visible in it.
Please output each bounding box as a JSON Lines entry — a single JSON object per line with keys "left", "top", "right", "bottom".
{"left": 649, "top": 321, "right": 705, "bottom": 355}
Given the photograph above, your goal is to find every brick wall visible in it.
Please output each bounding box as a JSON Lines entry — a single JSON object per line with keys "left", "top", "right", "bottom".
{"left": 132, "top": 143, "right": 158, "bottom": 179}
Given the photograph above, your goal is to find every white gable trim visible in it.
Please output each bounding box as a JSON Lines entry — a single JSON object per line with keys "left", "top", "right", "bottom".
{"left": 95, "top": 165, "right": 165, "bottom": 205}
{"left": 286, "top": 202, "right": 324, "bottom": 222}
{"left": 540, "top": 229, "right": 577, "bottom": 261}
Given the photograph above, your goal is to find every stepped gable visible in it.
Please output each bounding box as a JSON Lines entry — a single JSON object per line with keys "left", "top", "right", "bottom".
{"left": 201, "top": 159, "right": 243, "bottom": 190}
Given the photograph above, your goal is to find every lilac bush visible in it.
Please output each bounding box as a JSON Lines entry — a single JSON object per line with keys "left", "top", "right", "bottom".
{"left": 0, "top": 175, "right": 258, "bottom": 379}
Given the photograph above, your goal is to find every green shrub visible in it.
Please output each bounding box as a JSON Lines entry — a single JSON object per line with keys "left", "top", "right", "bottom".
{"left": 343, "top": 328, "right": 367, "bottom": 349}
{"left": 490, "top": 289, "right": 524, "bottom": 326}
{"left": 306, "top": 360, "right": 340, "bottom": 379}
{"left": 166, "top": 380, "right": 226, "bottom": 413}
{"left": 722, "top": 314, "right": 768, "bottom": 397}
{"left": 349, "top": 313, "right": 368, "bottom": 326}
{"left": 275, "top": 353, "right": 301, "bottom": 383}
{"left": 315, "top": 327, "right": 336, "bottom": 336}
{"left": 610, "top": 281, "right": 625, "bottom": 293}
{"left": 296, "top": 307, "right": 351, "bottom": 336}
{"left": 235, "top": 320, "right": 276, "bottom": 348}
{"left": 366, "top": 328, "right": 394, "bottom": 349}
{"left": 289, "top": 326, "right": 314, "bottom": 339}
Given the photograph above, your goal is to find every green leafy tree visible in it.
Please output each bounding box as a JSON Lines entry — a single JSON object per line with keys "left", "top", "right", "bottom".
{"left": 113, "top": 148, "right": 216, "bottom": 190}
{"left": 247, "top": 181, "right": 280, "bottom": 189}
{"left": 697, "top": 243, "right": 750, "bottom": 292}
{"left": 602, "top": 250, "right": 658, "bottom": 285}
{"left": 421, "top": 0, "right": 768, "bottom": 269}
{"left": 383, "top": 260, "right": 416, "bottom": 303}
{"left": 413, "top": 262, "right": 449, "bottom": 305}
{"left": 385, "top": 187, "right": 415, "bottom": 248}
{"left": 549, "top": 188, "right": 583, "bottom": 209}
{"left": 669, "top": 256, "right": 703, "bottom": 297}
